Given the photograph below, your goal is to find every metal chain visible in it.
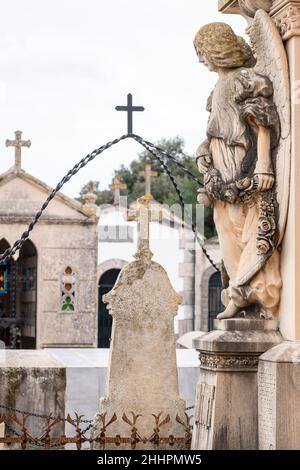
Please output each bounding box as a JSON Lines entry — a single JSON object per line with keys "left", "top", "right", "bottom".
{"left": 0, "top": 133, "right": 218, "bottom": 271}
{"left": 0, "top": 403, "right": 51, "bottom": 419}
{"left": 0, "top": 402, "right": 194, "bottom": 419}
{"left": 81, "top": 423, "right": 93, "bottom": 435}
{"left": 4, "top": 422, "right": 58, "bottom": 448}
{"left": 136, "top": 139, "right": 220, "bottom": 272}
{"left": 4, "top": 422, "right": 21, "bottom": 437}
{"left": 132, "top": 134, "right": 203, "bottom": 186}
{"left": 0, "top": 403, "right": 93, "bottom": 423}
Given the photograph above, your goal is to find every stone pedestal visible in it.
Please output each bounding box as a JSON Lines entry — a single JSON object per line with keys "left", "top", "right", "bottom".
{"left": 191, "top": 319, "right": 282, "bottom": 450}
{"left": 258, "top": 341, "right": 300, "bottom": 449}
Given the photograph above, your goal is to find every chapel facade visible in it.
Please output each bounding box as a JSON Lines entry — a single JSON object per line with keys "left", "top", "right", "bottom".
{"left": 0, "top": 132, "right": 99, "bottom": 349}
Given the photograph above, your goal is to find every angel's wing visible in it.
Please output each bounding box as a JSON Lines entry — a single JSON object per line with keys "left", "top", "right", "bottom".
{"left": 249, "top": 9, "right": 291, "bottom": 246}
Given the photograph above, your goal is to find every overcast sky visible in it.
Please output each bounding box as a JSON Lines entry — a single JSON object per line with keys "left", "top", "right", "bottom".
{"left": 0, "top": 0, "right": 246, "bottom": 198}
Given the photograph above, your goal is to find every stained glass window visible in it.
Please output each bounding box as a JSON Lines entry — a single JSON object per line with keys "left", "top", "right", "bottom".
{"left": 61, "top": 266, "right": 76, "bottom": 312}
{"left": 22, "top": 267, "right": 37, "bottom": 291}
{"left": 0, "top": 268, "right": 8, "bottom": 294}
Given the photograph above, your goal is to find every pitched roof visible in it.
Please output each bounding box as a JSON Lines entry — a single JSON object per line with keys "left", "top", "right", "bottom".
{"left": 0, "top": 166, "right": 96, "bottom": 220}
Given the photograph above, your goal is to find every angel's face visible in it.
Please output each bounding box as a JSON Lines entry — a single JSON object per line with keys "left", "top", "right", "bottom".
{"left": 198, "top": 52, "right": 216, "bottom": 72}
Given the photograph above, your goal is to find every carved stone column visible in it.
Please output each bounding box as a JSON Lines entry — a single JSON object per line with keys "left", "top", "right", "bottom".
{"left": 268, "top": 0, "right": 300, "bottom": 341}
{"left": 191, "top": 319, "right": 282, "bottom": 450}
{"left": 257, "top": 0, "right": 300, "bottom": 450}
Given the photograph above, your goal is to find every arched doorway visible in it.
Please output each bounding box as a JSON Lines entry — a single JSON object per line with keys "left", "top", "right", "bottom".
{"left": 19, "top": 240, "right": 37, "bottom": 348}
{"left": 98, "top": 269, "right": 120, "bottom": 348}
{"left": 0, "top": 238, "right": 37, "bottom": 349}
{"left": 208, "top": 271, "right": 224, "bottom": 331}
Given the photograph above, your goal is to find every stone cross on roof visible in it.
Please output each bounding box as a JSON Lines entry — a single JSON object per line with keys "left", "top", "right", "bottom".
{"left": 139, "top": 163, "right": 158, "bottom": 196}
{"left": 6, "top": 130, "right": 31, "bottom": 172}
{"left": 134, "top": 194, "right": 154, "bottom": 262}
{"left": 110, "top": 175, "right": 127, "bottom": 206}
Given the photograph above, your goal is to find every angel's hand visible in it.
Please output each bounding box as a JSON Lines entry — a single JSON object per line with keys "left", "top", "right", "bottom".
{"left": 196, "top": 156, "right": 211, "bottom": 174}
{"left": 254, "top": 174, "right": 275, "bottom": 192}
{"left": 196, "top": 140, "right": 212, "bottom": 174}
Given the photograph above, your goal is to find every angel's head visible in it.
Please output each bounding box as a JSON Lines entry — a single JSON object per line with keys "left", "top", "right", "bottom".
{"left": 194, "top": 22, "right": 255, "bottom": 71}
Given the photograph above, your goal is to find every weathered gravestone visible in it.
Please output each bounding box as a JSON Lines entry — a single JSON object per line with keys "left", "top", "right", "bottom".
{"left": 92, "top": 195, "right": 188, "bottom": 450}
{"left": 0, "top": 350, "right": 66, "bottom": 449}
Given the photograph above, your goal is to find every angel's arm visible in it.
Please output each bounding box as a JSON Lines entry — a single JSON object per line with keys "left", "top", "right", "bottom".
{"left": 255, "top": 126, "right": 274, "bottom": 191}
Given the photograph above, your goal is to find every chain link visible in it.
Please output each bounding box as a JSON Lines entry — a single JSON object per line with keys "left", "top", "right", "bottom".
{"left": 4, "top": 422, "right": 21, "bottom": 437}
{"left": 4, "top": 422, "right": 62, "bottom": 448}
{"left": 132, "top": 134, "right": 203, "bottom": 186}
{"left": 0, "top": 403, "right": 93, "bottom": 423}
{"left": 0, "top": 403, "right": 50, "bottom": 419}
{"left": 1, "top": 402, "right": 193, "bottom": 418}
{"left": 0, "top": 133, "right": 217, "bottom": 271}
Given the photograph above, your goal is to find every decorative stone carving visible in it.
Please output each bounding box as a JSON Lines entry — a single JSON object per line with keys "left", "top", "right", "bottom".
{"left": 271, "top": 1, "right": 300, "bottom": 41}
{"left": 82, "top": 180, "right": 98, "bottom": 215}
{"left": 199, "top": 352, "right": 259, "bottom": 371}
{"left": 238, "top": 0, "right": 272, "bottom": 17}
{"left": 194, "top": 12, "right": 290, "bottom": 319}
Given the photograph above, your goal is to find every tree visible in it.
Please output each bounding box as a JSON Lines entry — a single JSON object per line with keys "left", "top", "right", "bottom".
{"left": 78, "top": 137, "right": 216, "bottom": 238}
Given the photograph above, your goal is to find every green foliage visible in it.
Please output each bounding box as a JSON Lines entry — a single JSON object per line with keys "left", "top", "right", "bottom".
{"left": 77, "top": 137, "right": 216, "bottom": 238}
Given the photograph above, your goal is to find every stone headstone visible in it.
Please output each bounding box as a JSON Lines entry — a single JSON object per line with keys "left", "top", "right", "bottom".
{"left": 92, "top": 196, "right": 187, "bottom": 450}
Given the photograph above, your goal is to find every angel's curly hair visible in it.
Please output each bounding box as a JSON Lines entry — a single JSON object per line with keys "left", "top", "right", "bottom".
{"left": 194, "top": 22, "right": 255, "bottom": 68}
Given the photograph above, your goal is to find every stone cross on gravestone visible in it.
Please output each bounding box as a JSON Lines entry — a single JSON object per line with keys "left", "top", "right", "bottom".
{"left": 115, "top": 93, "right": 145, "bottom": 135}
{"left": 140, "top": 163, "right": 158, "bottom": 196}
{"left": 6, "top": 130, "right": 31, "bottom": 171}
{"left": 134, "top": 194, "right": 154, "bottom": 262}
{"left": 110, "top": 175, "right": 127, "bottom": 206}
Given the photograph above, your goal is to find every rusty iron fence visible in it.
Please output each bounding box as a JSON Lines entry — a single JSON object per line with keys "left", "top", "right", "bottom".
{"left": 0, "top": 407, "right": 192, "bottom": 450}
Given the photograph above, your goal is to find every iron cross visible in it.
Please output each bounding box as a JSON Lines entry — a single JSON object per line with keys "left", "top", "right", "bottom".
{"left": 115, "top": 93, "right": 145, "bottom": 135}
{"left": 6, "top": 130, "right": 31, "bottom": 171}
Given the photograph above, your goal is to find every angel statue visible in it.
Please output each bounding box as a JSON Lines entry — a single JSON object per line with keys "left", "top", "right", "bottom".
{"left": 194, "top": 10, "right": 290, "bottom": 320}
